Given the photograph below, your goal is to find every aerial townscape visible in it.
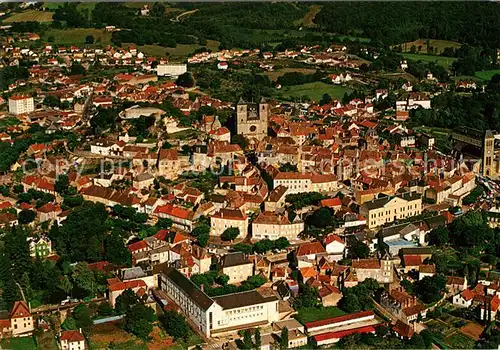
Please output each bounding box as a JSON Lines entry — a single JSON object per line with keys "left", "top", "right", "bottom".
{"left": 0, "top": 1, "right": 500, "bottom": 350}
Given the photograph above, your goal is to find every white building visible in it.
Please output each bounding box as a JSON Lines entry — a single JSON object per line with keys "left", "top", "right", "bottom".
{"left": 8, "top": 95, "right": 34, "bottom": 115}
{"left": 210, "top": 208, "right": 248, "bottom": 238}
{"left": 59, "top": 330, "right": 86, "bottom": 350}
{"left": 160, "top": 267, "right": 279, "bottom": 337}
{"left": 156, "top": 64, "right": 187, "bottom": 78}
{"left": 252, "top": 211, "right": 304, "bottom": 240}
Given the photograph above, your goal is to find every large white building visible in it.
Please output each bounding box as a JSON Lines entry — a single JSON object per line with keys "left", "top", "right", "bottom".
{"left": 160, "top": 267, "right": 280, "bottom": 337}
{"left": 156, "top": 64, "right": 187, "bottom": 78}
{"left": 252, "top": 211, "right": 304, "bottom": 240}
{"left": 273, "top": 172, "right": 338, "bottom": 195}
{"left": 8, "top": 95, "right": 34, "bottom": 115}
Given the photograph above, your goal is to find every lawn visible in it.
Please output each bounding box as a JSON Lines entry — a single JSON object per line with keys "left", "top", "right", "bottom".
{"left": 445, "top": 332, "right": 476, "bottom": 349}
{"left": 275, "top": 81, "right": 352, "bottom": 102}
{"left": 397, "top": 39, "right": 461, "bottom": 55}
{"left": 137, "top": 40, "right": 219, "bottom": 59}
{"left": 401, "top": 53, "right": 457, "bottom": 68}
{"left": 264, "top": 67, "right": 317, "bottom": 82}
{"left": 3, "top": 10, "right": 53, "bottom": 23}
{"left": 475, "top": 69, "right": 500, "bottom": 81}
{"left": 0, "top": 336, "right": 37, "bottom": 350}
{"left": 43, "top": 28, "right": 112, "bottom": 46}
{"left": 294, "top": 306, "right": 346, "bottom": 324}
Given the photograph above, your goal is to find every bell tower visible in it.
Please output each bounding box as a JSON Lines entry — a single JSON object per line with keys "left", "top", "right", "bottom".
{"left": 235, "top": 97, "right": 268, "bottom": 140}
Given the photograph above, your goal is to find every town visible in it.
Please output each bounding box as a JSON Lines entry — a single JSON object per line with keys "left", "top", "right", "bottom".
{"left": 0, "top": 2, "right": 499, "bottom": 350}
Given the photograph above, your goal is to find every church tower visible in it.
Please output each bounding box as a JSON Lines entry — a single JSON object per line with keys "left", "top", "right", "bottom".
{"left": 236, "top": 97, "right": 268, "bottom": 140}
{"left": 483, "top": 130, "right": 495, "bottom": 177}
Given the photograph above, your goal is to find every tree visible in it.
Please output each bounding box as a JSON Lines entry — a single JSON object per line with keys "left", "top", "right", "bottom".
{"left": 71, "top": 262, "right": 97, "bottom": 296}
{"left": 428, "top": 226, "right": 450, "bottom": 246}
{"left": 162, "top": 310, "right": 189, "bottom": 341}
{"left": 339, "top": 292, "right": 362, "bottom": 313}
{"left": 73, "top": 304, "right": 93, "bottom": 330}
{"left": 221, "top": 227, "right": 240, "bottom": 241}
{"left": 125, "top": 303, "right": 155, "bottom": 340}
{"left": 115, "top": 288, "right": 140, "bottom": 314}
{"left": 243, "top": 329, "right": 253, "bottom": 349}
{"left": 85, "top": 35, "right": 94, "bottom": 44}
{"left": 69, "top": 62, "right": 85, "bottom": 76}
{"left": 58, "top": 276, "right": 73, "bottom": 296}
{"left": 280, "top": 327, "right": 289, "bottom": 350}
{"left": 320, "top": 93, "right": 332, "bottom": 105}
{"left": 254, "top": 328, "right": 261, "bottom": 350}
{"left": 231, "top": 134, "right": 248, "bottom": 150}
{"left": 98, "top": 302, "right": 114, "bottom": 316}
{"left": 18, "top": 209, "right": 36, "bottom": 224}
{"left": 306, "top": 207, "right": 334, "bottom": 228}
{"left": 348, "top": 239, "right": 370, "bottom": 259}
{"left": 274, "top": 237, "right": 290, "bottom": 250}
{"left": 197, "top": 233, "right": 209, "bottom": 247}
{"left": 176, "top": 72, "right": 195, "bottom": 88}
{"left": 415, "top": 275, "right": 447, "bottom": 304}
{"left": 55, "top": 174, "right": 69, "bottom": 194}
{"left": 104, "top": 231, "right": 131, "bottom": 266}
{"left": 61, "top": 317, "right": 76, "bottom": 330}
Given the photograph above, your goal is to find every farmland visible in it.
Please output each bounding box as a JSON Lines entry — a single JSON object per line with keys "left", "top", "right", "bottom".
{"left": 3, "top": 10, "right": 53, "bottom": 23}
{"left": 137, "top": 40, "right": 220, "bottom": 60}
{"left": 397, "top": 39, "right": 461, "bottom": 55}
{"left": 42, "top": 28, "right": 112, "bottom": 45}
{"left": 475, "top": 69, "right": 500, "bottom": 81}
{"left": 275, "top": 81, "right": 353, "bottom": 102}
{"left": 401, "top": 53, "right": 457, "bottom": 69}
{"left": 264, "top": 67, "right": 318, "bottom": 82}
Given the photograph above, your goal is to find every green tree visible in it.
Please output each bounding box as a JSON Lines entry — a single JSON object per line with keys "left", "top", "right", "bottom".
{"left": 428, "top": 226, "right": 450, "bottom": 246}
{"left": 71, "top": 262, "right": 97, "bottom": 296}
{"left": 415, "top": 275, "right": 447, "bottom": 304}
{"left": 104, "top": 231, "right": 131, "bottom": 266}
{"left": 58, "top": 276, "right": 73, "bottom": 296}
{"left": 98, "top": 302, "right": 114, "bottom": 316}
{"left": 348, "top": 239, "right": 370, "bottom": 259}
{"left": 55, "top": 174, "right": 69, "bottom": 194}
{"left": 176, "top": 72, "right": 195, "bottom": 88}
{"left": 85, "top": 35, "right": 94, "bottom": 44}
{"left": 221, "top": 227, "right": 240, "bottom": 241}
{"left": 73, "top": 304, "right": 93, "bottom": 330}
{"left": 162, "top": 310, "right": 189, "bottom": 341}
{"left": 61, "top": 317, "right": 76, "bottom": 330}
{"left": 280, "top": 327, "right": 288, "bottom": 350}
{"left": 18, "top": 209, "right": 36, "bottom": 224}
{"left": 125, "top": 304, "right": 155, "bottom": 340}
{"left": 254, "top": 328, "right": 261, "bottom": 349}
{"left": 243, "top": 329, "right": 253, "bottom": 349}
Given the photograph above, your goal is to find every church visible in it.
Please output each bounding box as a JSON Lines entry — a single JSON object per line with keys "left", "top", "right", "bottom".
{"left": 236, "top": 97, "right": 268, "bottom": 140}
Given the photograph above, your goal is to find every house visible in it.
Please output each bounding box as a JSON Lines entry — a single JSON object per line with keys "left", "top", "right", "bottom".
{"left": 446, "top": 276, "right": 468, "bottom": 295}
{"left": 319, "top": 285, "right": 343, "bottom": 307}
{"left": 252, "top": 211, "right": 304, "bottom": 241}
{"left": 323, "top": 234, "right": 345, "bottom": 255}
{"left": 453, "top": 288, "right": 475, "bottom": 308}
{"left": 27, "top": 235, "right": 52, "bottom": 258}
{"left": 107, "top": 279, "right": 148, "bottom": 307}
{"left": 220, "top": 252, "right": 253, "bottom": 284}
{"left": 0, "top": 301, "right": 34, "bottom": 337}
{"left": 160, "top": 267, "right": 279, "bottom": 337}
{"left": 296, "top": 241, "right": 326, "bottom": 260}
{"left": 380, "top": 285, "right": 427, "bottom": 323}
{"left": 351, "top": 257, "right": 394, "bottom": 284}
{"left": 359, "top": 192, "right": 422, "bottom": 229}
{"left": 59, "top": 329, "right": 86, "bottom": 350}
{"left": 157, "top": 149, "right": 180, "bottom": 180}
{"left": 210, "top": 208, "right": 248, "bottom": 238}
{"left": 154, "top": 204, "right": 194, "bottom": 231}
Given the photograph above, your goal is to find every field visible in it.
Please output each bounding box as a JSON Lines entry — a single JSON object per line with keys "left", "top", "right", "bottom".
{"left": 42, "top": 28, "right": 112, "bottom": 45}
{"left": 401, "top": 53, "right": 457, "bottom": 68}
{"left": 264, "top": 67, "right": 317, "bottom": 81}
{"left": 0, "top": 336, "right": 37, "bottom": 350}
{"left": 90, "top": 322, "right": 145, "bottom": 349}
{"left": 36, "top": 330, "right": 58, "bottom": 350}
{"left": 3, "top": 10, "right": 53, "bottom": 23}
{"left": 459, "top": 322, "right": 484, "bottom": 341}
{"left": 275, "top": 81, "right": 353, "bottom": 102}
{"left": 294, "top": 306, "right": 346, "bottom": 324}
{"left": 296, "top": 5, "right": 321, "bottom": 27}
{"left": 475, "top": 69, "right": 500, "bottom": 81}
{"left": 397, "top": 39, "right": 461, "bottom": 54}
{"left": 137, "top": 40, "right": 220, "bottom": 59}
{"left": 445, "top": 332, "right": 476, "bottom": 349}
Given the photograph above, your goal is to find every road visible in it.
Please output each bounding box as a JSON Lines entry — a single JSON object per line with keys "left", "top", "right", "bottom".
{"left": 170, "top": 9, "right": 198, "bottom": 23}
{"left": 32, "top": 297, "right": 106, "bottom": 315}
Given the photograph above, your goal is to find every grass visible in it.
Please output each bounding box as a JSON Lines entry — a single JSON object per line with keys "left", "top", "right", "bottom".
{"left": 0, "top": 336, "right": 37, "bottom": 350}
{"left": 397, "top": 39, "right": 461, "bottom": 55}
{"left": 136, "top": 40, "right": 219, "bottom": 59}
{"left": 43, "top": 28, "right": 112, "bottom": 46}
{"left": 167, "top": 129, "right": 200, "bottom": 140}
{"left": 401, "top": 53, "right": 457, "bottom": 68}
{"left": 275, "top": 81, "right": 353, "bottom": 102}
{"left": 475, "top": 69, "right": 500, "bottom": 81}
{"left": 294, "top": 306, "right": 346, "bottom": 324}
{"left": 35, "top": 330, "right": 58, "bottom": 350}
{"left": 264, "top": 67, "right": 317, "bottom": 82}
{"left": 3, "top": 10, "right": 53, "bottom": 23}
{"left": 445, "top": 332, "right": 476, "bottom": 349}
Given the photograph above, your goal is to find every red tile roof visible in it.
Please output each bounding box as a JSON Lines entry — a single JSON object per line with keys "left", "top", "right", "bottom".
{"left": 305, "top": 310, "right": 374, "bottom": 330}
{"left": 10, "top": 301, "right": 30, "bottom": 319}
{"left": 313, "top": 325, "right": 377, "bottom": 342}
{"left": 108, "top": 279, "right": 147, "bottom": 292}
{"left": 352, "top": 259, "right": 380, "bottom": 269}
{"left": 403, "top": 255, "right": 422, "bottom": 267}
{"left": 128, "top": 240, "right": 149, "bottom": 253}
{"left": 296, "top": 241, "right": 326, "bottom": 257}
{"left": 321, "top": 198, "right": 342, "bottom": 208}
{"left": 60, "top": 330, "right": 85, "bottom": 342}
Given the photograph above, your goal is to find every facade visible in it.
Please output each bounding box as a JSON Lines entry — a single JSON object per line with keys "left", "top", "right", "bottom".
{"left": 360, "top": 192, "right": 422, "bottom": 229}
{"left": 0, "top": 301, "right": 34, "bottom": 337}
{"left": 236, "top": 98, "right": 268, "bottom": 140}
{"left": 351, "top": 258, "right": 394, "bottom": 284}
{"left": 210, "top": 208, "right": 248, "bottom": 238}
{"left": 27, "top": 235, "right": 52, "bottom": 258}
{"left": 220, "top": 253, "right": 254, "bottom": 284}
{"left": 160, "top": 267, "right": 279, "bottom": 337}
{"left": 252, "top": 211, "right": 304, "bottom": 240}
{"left": 156, "top": 64, "right": 187, "bottom": 77}
{"left": 8, "top": 95, "right": 34, "bottom": 115}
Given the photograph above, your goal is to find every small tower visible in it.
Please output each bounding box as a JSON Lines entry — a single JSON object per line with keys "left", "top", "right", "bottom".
{"left": 235, "top": 97, "right": 268, "bottom": 140}
{"left": 483, "top": 130, "right": 495, "bottom": 177}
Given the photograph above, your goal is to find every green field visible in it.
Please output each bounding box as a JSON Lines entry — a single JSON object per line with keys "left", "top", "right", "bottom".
{"left": 276, "top": 81, "right": 353, "bottom": 102}
{"left": 475, "top": 69, "right": 500, "bottom": 81}
{"left": 0, "top": 336, "right": 37, "bottom": 350}
{"left": 3, "top": 10, "right": 53, "bottom": 23}
{"left": 294, "top": 306, "right": 346, "bottom": 324}
{"left": 397, "top": 39, "right": 461, "bottom": 55}
{"left": 402, "top": 53, "right": 457, "bottom": 68}
{"left": 43, "top": 28, "right": 112, "bottom": 45}
{"left": 137, "top": 39, "right": 220, "bottom": 59}
{"left": 445, "top": 332, "right": 476, "bottom": 349}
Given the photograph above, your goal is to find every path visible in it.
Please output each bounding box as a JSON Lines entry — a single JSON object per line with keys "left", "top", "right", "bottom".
{"left": 170, "top": 9, "right": 198, "bottom": 23}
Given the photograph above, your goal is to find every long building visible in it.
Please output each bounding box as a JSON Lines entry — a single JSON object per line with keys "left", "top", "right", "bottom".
{"left": 159, "top": 267, "right": 279, "bottom": 337}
